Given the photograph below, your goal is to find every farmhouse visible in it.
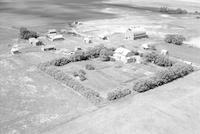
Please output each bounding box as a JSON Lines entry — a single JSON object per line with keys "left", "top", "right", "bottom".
{"left": 125, "top": 26, "right": 148, "bottom": 40}
{"left": 41, "top": 45, "right": 56, "bottom": 51}
{"left": 113, "top": 47, "right": 134, "bottom": 63}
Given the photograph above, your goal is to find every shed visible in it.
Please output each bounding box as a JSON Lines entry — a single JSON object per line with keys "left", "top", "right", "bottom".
{"left": 74, "top": 46, "right": 82, "bottom": 51}
{"left": 161, "top": 49, "right": 169, "bottom": 55}
{"left": 48, "top": 29, "right": 57, "bottom": 34}
{"left": 84, "top": 37, "right": 92, "bottom": 44}
{"left": 41, "top": 45, "right": 56, "bottom": 51}
{"left": 11, "top": 46, "right": 20, "bottom": 55}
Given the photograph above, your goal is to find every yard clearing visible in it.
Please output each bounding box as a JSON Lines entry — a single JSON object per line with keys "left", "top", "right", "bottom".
{"left": 57, "top": 59, "right": 163, "bottom": 97}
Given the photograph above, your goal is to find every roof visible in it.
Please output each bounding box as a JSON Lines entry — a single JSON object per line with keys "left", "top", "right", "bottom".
{"left": 29, "top": 38, "right": 39, "bottom": 43}
{"left": 49, "top": 34, "right": 64, "bottom": 40}
{"left": 127, "top": 26, "right": 146, "bottom": 34}
{"left": 115, "top": 47, "right": 132, "bottom": 56}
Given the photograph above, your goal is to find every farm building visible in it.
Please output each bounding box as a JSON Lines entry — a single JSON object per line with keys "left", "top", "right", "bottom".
{"left": 132, "top": 56, "right": 143, "bottom": 64}
{"left": 41, "top": 45, "right": 56, "bottom": 51}
{"left": 125, "top": 26, "right": 148, "bottom": 40}
{"left": 29, "top": 38, "right": 39, "bottom": 46}
{"left": 141, "top": 42, "right": 156, "bottom": 50}
{"left": 74, "top": 46, "right": 82, "bottom": 51}
{"left": 11, "top": 46, "right": 20, "bottom": 55}
{"left": 48, "top": 29, "right": 57, "bottom": 34}
{"left": 161, "top": 49, "right": 169, "bottom": 55}
{"left": 48, "top": 34, "right": 64, "bottom": 42}
{"left": 113, "top": 47, "right": 134, "bottom": 63}
{"left": 84, "top": 37, "right": 92, "bottom": 44}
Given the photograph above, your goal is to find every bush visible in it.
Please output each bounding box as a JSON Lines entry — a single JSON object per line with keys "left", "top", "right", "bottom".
{"left": 131, "top": 50, "right": 140, "bottom": 55}
{"left": 85, "top": 64, "right": 95, "bottom": 70}
{"left": 107, "top": 88, "right": 131, "bottom": 101}
{"left": 69, "top": 51, "right": 87, "bottom": 62}
{"left": 133, "top": 77, "right": 158, "bottom": 93}
{"left": 19, "top": 27, "right": 39, "bottom": 40}
{"left": 143, "top": 52, "right": 175, "bottom": 67}
{"left": 53, "top": 45, "right": 111, "bottom": 67}
{"left": 171, "top": 62, "right": 194, "bottom": 78}
{"left": 84, "top": 44, "right": 106, "bottom": 59}
{"left": 160, "top": 7, "right": 187, "bottom": 14}
{"left": 133, "top": 62, "right": 194, "bottom": 93}
{"left": 54, "top": 57, "right": 70, "bottom": 66}
{"left": 78, "top": 69, "right": 86, "bottom": 75}
{"left": 164, "top": 34, "right": 186, "bottom": 45}
{"left": 99, "top": 48, "right": 114, "bottom": 61}
{"left": 36, "top": 41, "right": 44, "bottom": 46}
{"left": 73, "top": 71, "right": 79, "bottom": 77}
{"left": 79, "top": 74, "right": 87, "bottom": 81}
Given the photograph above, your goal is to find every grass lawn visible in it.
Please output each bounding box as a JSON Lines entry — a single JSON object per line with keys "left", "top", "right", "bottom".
{"left": 57, "top": 58, "right": 163, "bottom": 97}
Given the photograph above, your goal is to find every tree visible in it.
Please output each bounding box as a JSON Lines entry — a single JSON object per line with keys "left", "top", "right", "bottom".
{"left": 19, "top": 27, "right": 39, "bottom": 40}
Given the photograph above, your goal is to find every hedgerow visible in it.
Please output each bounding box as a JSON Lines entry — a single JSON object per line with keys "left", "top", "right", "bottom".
{"left": 133, "top": 62, "right": 194, "bottom": 93}
{"left": 53, "top": 45, "right": 109, "bottom": 67}
{"left": 107, "top": 88, "right": 131, "bottom": 101}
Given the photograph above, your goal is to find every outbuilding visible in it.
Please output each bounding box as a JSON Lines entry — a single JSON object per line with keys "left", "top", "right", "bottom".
{"left": 11, "top": 46, "right": 20, "bottom": 55}
{"left": 48, "top": 29, "right": 57, "bottom": 35}
{"left": 125, "top": 26, "right": 148, "bottom": 40}
{"left": 161, "top": 49, "right": 169, "bottom": 55}
{"left": 84, "top": 37, "right": 92, "bottom": 44}
{"left": 29, "top": 38, "right": 39, "bottom": 46}
{"left": 41, "top": 45, "right": 56, "bottom": 51}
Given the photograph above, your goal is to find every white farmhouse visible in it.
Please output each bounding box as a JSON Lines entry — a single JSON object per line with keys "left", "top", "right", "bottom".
{"left": 113, "top": 47, "right": 134, "bottom": 63}
{"left": 125, "top": 26, "right": 148, "bottom": 40}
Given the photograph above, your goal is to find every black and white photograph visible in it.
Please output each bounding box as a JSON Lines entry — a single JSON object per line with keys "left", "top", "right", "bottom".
{"left": 0, "top": 0, "right": 200, "bottom": 134}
